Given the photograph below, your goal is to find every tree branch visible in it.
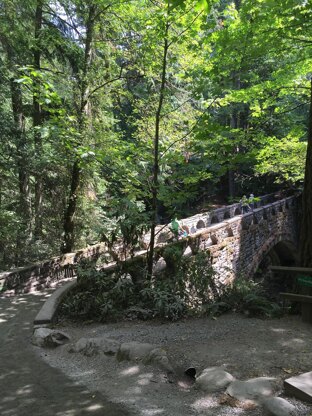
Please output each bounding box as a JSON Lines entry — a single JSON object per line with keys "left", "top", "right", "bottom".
{"left": 86, "top": 67, "right": 124, "bottom": 101}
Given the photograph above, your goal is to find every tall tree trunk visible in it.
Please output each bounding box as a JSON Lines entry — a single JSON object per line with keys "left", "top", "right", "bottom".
{"left": 300, "top": 79, "right": 312, "bottom": 268}
{"left": 10, "top": 75, "right": 32, "bottom": 264}
{"left": 33, "top": 0, "right": 43, "bottom": 238}
{"left": 61, "top": 4, "right": 96, "bottom": 253}
{"left": 147, "top": 21, "right": 169, "bottom": 277}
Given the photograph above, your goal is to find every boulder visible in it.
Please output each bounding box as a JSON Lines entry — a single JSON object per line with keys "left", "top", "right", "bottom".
{"left": 262, "top": 397, "right": 296, "bottom": 416}
{"left": 68, "top": 337, "right": 120, "bottom": 357}
{"left": 153, "top": 257, "right": 167, "bottom": 275}
{"left": 196, "top": 367, "right": 235, "bottom": 392}
{"left": 226, "top": 377, "right": 278, "bottom": 401}
{"left": 143, "top": 347, "right": 173, "bottom": 372}
{"left": 32, "top": 328, "right": 70, "bottom": 348}
{"left": 117, "top": 341, "right": 172, "bottom": 371}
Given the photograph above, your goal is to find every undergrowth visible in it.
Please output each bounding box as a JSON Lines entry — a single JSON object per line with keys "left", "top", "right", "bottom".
{"left": 59, "top": 251, "right": 283, "bottom": 322}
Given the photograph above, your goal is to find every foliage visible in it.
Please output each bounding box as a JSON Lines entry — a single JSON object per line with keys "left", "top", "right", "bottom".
{"left": 0, "top": 0, "right": 311, "bottom": 270}
{"left": 60, "top": 252, "right": 283, "bottom": 323}
{"left": 216, "top": 277, "right": 284, "bottom": 318}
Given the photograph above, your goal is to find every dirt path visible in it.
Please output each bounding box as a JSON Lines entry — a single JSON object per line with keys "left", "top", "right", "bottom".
{"left": 0, "top": 292, "right": 132, "bottom": 416}
{"left": 37, "top": 313, "right": 312, "bottom": 416}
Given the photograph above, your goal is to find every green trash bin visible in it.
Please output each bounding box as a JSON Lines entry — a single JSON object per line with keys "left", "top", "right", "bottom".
{"left": 297, "top": 275, "right": 312, "bottom": 287}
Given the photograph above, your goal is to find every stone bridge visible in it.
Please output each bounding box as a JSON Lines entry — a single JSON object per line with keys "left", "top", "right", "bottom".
{"left": 150, "top": 193, "right": 300, "bottom": 284}
{"left": 0, "top": 193, "right": 300, "bottom": 294}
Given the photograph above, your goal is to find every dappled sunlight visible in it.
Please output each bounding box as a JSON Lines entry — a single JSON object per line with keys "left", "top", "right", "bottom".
{"left": 177, "top": 379, "right": 192, "bottom": 390}
{"left": 70, "top": 369, "right": 96, "bottom": 378}
{"left": 125, "top": 385, "right": 142, "bottom": 395}
{"left": 55, "top": 411, "right": 76, "bottom": 416}
{"left": 137, "top": 375, "right": 153, "bottom": 386}
{"left": 16, "top": 385, "right": 33, "bottom": 396}
{"left": 119, "top": 365, "right": 140, "bottom": 376}
{"left": 281, "top": 338, "right": 306, "bottom": 347}
{"left": 191, "top": 395, "right": 246, "bottom": 414}
{"left": 270, "top": 327, "right": 287, "bottom": 333}
{"left": 191, "top": 394, "right": 216, "bottom": 411}
{"left": 85, "top": 403, "right": 104, "bottom": 411}
{"left": 142, "top": 408, "right": 165, "bottom": 415}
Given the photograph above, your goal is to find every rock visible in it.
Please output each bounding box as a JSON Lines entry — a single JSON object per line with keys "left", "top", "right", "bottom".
{"left": 262, "top": 397, "right": 296, "bottom": 416}
{"left": 117, "top": 342, "right": 173, "bottom": 371}
{"left": 196, "top": 367, "right": 235, "bottom": 392}
{"left": 226, "top": 377, "right": 278, "bottom": 401}
{"left": 143, "top": 347, "right": 173, "bottom": 372}
{"left": 182, "top": 246, "right": 193, "bottom": 257}
{"left": 153, "top": 257, "right": 167, "bottom": 275}
{"left": 68, "top": 337, "right": 120, "bottom": 357}
{"left": 117, "top": 342, "right": 157, "bottom": 362}
{"left": 32, "top": 328, "right": 70, "bottom": 348}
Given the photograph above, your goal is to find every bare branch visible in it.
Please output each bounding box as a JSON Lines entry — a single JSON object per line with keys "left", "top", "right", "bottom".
{"left": 86, "top": 67, "right": 124, "bottom": 100}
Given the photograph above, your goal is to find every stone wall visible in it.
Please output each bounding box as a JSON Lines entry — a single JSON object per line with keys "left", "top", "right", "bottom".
{"left": 0, "top": 243, "right": 110, "bottom": 294}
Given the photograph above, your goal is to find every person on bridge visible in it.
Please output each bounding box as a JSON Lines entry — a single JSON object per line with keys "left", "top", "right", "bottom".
{"left": 170, "top": 218, "right": 188, "bottom": 239}
{"left": 240, "top": 195, "right": 250, "bottom": 213}
{"left": 249, "top": 193, "right": 255, "bottom": 210}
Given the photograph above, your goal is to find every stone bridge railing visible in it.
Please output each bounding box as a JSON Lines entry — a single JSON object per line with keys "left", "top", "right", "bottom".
{"left": 0, "top": 192, "right": 300, "bottom": 294}
{"left": 0, "top": 243, "right": 110, "bottom": 294}
{"left": 151, "top": 194, "right": 300, "bottom": 283}
{"left": 150, "top": 192, "right": 287, "bottom": 245}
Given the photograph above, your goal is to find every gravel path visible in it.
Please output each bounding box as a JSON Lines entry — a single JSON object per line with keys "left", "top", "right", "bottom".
{"left": 0, "top": 291, "right": 131, "bottom": 416}
{"left": 35, "top": 313, "right": 312, "bottom": 416}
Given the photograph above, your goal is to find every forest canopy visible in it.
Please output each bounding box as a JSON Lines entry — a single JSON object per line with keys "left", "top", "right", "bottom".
{"left": 0, "top": 0, "right": 310, "bottom": 270}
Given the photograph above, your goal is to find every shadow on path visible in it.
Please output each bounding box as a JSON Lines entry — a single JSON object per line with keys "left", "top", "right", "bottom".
{"left": 0, "top": 291, "right": 133, "bottom": 416}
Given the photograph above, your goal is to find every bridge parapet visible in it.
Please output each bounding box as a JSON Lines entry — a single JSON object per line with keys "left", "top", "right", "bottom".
{"left": 0, "top": 243, "right": 110, "bottom": 294}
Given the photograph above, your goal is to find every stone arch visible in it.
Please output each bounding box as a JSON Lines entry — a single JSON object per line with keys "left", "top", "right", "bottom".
{"left": 196, "top": 219, "right": 205, "bottom": 229}
{"left": 223, "top": 211, "right": 231, "bottom": 220}
{"left": 263, "top": 210, "right": 268, "bottom": 220}
{"left": 209, "top": 234, "right": 218, "bottom": 245}
{"left": 248, "top": 233, "right": 298, "bottom": 280}
{"left": 278, "top": 204, "right": 283, "bottom": 212}
{"left": 210, "top": 216, "right": 219, "bottom": 224}
{"left": 227, "top": 227, "right": 234, "bottom": 237}
{"left": 251, "top": 236, "right": 299, "bottom": 298}
{"left": 271, "top": 207, "right": 276, "bottom": 215}
{"left": 285, "top": 201, "right": 289, "bottom": 209}
{"left": 234, "top": 207, "right": 241, "bottom": 216}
